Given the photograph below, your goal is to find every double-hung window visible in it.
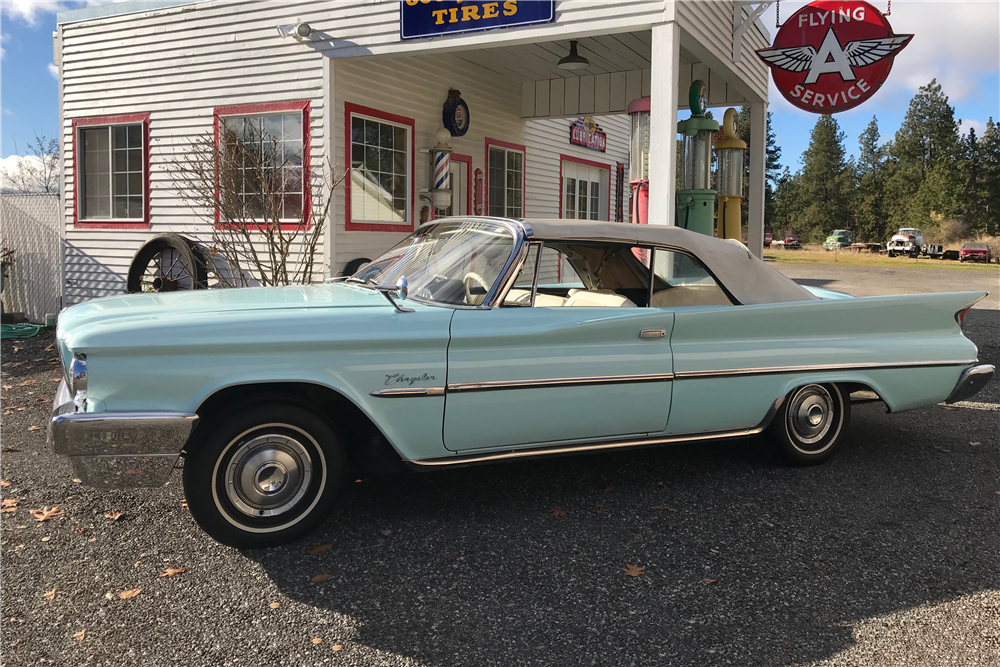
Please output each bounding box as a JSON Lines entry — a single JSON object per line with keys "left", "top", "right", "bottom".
{"left": 486, "top": 139, "right": 524, "bottom": 218}
{"left": 215, "top": 102, "right": 309, "bottom": 225}
{"left": 74, "top": 114, "right": 149, "bottom": 226}
{"left": 346, "top": 103, "right": 414, "bottom": 231}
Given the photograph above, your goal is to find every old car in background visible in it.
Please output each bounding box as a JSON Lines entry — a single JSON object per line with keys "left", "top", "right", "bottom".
{"left": 959, "top": 242, "right": 994, "bottom": 263}
{"left": 50, "top": 218, "right": 993, "bottom": 548}
{"left": 887, "top": 228, "right": 943, "bottom": 259}
{"left": 764, "top": 230, "right": 773, "bottom": 248}
{"left": 783, "top": 234, "right": 802, "bottom": 249}
{"left": 823, "top": 229, "right": 853, "bottom": 250}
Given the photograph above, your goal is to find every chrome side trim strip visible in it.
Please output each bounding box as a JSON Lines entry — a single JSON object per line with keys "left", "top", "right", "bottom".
{"left": 410, "top": 425, "right": 763, "bottom": 468}
{"left": 673, "top": 359, "right": 978, "bottom": 380}
{"left": 370, "top": 387, "right": 446, "bottom": 398}
{"left": 446, "top": 373, "right": 675, "bottom": 394}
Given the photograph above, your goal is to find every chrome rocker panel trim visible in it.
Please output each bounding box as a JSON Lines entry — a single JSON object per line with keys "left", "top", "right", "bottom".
{"left": 408, "top": 398, "right": 785, "bottom": 468}
{"left": 447, "top": 372, "right": 674, "bottom": 394}
{"left": 49, "top": 382, "right": 198, "bottom": 489}
{"left": 370, "top": 387, "right": 446, "bottom": 397}
{"left": 673, "top": 359, "right": 978, "bottom": 380}
{"left": 945, "top": 364, "right": 995, "bottom": 404}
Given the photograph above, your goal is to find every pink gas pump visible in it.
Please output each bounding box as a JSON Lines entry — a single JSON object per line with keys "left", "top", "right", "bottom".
{"left": 627, "top": 96, "right": 651, "bottom": 227}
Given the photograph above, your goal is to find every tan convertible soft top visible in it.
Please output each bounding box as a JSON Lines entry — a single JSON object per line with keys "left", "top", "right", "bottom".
{"left": 522, "top": 219, "right": 817, "bottom": 305}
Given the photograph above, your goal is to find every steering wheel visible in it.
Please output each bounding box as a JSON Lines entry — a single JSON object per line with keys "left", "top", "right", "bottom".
{"left": 463, "top": 272, "right": 491, "bottom": 305}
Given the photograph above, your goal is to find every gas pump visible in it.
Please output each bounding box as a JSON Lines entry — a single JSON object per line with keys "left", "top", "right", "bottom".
{"left": 675, "top": 80, "right": 719, "bottom": 236}
{"left": 626, "top": 96, "right": 650, "bottom": 226}
{"left": 714, "top": 108, "right": 746, "bottom": 240}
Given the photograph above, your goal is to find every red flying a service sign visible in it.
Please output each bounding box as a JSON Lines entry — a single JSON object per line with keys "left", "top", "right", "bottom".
{"left": 757, "top": 1, "right": 912, "bottom": 113}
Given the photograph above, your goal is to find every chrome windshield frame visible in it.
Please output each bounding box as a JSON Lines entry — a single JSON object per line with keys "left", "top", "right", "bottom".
{"left": 383, "top": 216, "right": 532, "bottom": 310}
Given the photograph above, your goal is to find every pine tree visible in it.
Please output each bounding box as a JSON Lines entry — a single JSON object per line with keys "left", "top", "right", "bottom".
{"left": 798, "top": 115, "right": 853, "bottom": 242}
{"left": 853, "top": 117, "right": 887, "bottom": 242}
{"left": 735, "top": 105, "right": 783, "bottom": 229}
{"left": 978, "top": 118, "right": 1000, "bottom": 236}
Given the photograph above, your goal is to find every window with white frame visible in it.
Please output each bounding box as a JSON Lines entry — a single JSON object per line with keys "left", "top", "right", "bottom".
{"left": 349, "top": 113, "right": 410, "bottom": 225}
{"left": 488, "top": 145, "right": 524, "bottom": 218}
{"left": 78, "top": 123, "right": 144, "bottom": 221}
{"left": 219, "top": 112, "right": 305, "bottom": 222}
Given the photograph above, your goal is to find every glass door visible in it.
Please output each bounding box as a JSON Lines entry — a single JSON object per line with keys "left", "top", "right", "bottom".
{"left": 562, "top": 161, "right": 608, "bottom": 220}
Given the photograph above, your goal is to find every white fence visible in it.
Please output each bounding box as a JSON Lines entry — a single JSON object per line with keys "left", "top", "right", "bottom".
{"left": 1, "top": 194, "right": 62, "bottom": 323}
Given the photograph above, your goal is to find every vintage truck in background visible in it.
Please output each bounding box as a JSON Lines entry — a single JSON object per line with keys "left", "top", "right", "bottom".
{"left": 886, "top": 228, "right": 943, "bottom": 258}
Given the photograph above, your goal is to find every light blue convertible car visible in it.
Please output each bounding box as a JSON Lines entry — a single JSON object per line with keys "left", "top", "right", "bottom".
{"left": 50, "top": 218, "right": 993, "bottom": 548}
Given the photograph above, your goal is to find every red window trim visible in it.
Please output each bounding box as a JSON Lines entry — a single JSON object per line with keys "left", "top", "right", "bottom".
{"left": 559, "top": 154, "right": 612, "bottom": 221}
{"left": 344, "top": 102, "right": 416, "bottom": 233}
{"left": 72, "top": 113, "right": 151, "bottom": 229}
{"left": 484, "top": 138, "right": 526, "bottom": 218}
{"left": 213, "top": 100, "right": 311, "bottom": 231}
{"left": 451, "top": 153, "right": 473, "bottom": 216}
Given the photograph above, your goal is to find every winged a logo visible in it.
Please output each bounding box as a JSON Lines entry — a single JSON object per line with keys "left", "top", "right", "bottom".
{"left": 757, "top": 1, "right": 913, "bottom": 114}
{"left": 758, "top": 28, "right": 912, "bottom": 84}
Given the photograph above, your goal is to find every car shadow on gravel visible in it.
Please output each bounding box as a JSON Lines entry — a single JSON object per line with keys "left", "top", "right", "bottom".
{"left": 248, "top": 401, "right": 1000, "bottom": 667}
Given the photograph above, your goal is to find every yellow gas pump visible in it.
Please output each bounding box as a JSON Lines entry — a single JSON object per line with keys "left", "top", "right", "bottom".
{"left": 714, "top": 108, "right": 746, "bottom": 241}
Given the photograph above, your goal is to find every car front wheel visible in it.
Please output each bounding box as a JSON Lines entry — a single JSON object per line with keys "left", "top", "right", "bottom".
{"left": 184, "top": 402, "right": 344, "bottom": 549}
{"left": 767, "top": 383, "right": 850, "bottom": 466}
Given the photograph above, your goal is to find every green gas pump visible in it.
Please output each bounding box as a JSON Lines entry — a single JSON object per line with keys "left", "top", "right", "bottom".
{"left": 675, "top": 81, "right": 719, "bottom": 237}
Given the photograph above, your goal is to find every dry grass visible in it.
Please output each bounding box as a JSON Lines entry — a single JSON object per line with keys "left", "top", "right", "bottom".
{"left": 765, "top": 244, "right": 999, "bottom": 272}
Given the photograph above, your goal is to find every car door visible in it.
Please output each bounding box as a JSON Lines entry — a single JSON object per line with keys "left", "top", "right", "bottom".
{"left": 444, "top": 243, "right": 674, "bottom": 452}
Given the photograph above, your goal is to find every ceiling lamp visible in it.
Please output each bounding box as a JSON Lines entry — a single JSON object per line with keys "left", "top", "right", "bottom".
{"left": 558, "top": 40, "right": 590, "bottom": 70}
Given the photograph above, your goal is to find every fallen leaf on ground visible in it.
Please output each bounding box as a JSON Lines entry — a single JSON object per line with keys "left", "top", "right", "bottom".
{"left": 44, "top": 588, "right": 57, "bottom": 601}
{"left": 970, "top": 441, "right": 981, "bottom": 446}
{"left": 651, "top": 505, "right": 667, "bottom": 511}
{"left": 269, "top": 602, "right": 281, "bottom": 609}
{"left": 180, "top": 498, "right": 188, "bottom": 509}
{"left": 1, "top": 498, "right": 20, "bottom": 509}
{"left": 1, "top": 447, "right": 19, "bottom": 453}
{"left": 118, "top": 588, "right": 141, "bottom": 600}
{"left": 72, "top": 478, "right": 82, "bottom": 484}
{"left": 312, "top": 638, "right": 323, "bottom": 645}
{"left": 703, "top": 578, "right": 718, "bottom": 585}
{"left": 1, "top": 385, "right": 11, "bottom": 390}
{"left": 308, "top": 544, "right": 332, "bottom": 555}
{"left": 332, "top": 644, "right": 343, "bottom": 651}
{"left": 15, "top": 407, "right": 25, "bottom": 411}
{"left": 18, "top": 380, "right": 35, "bottom": 386}
{"left": 159, "top": 567, "right": 185, "bottom": 578}
{"left": 604, "top": 485, "right": 615, "bottom": 493}
{"left": 35, "top": 397, "right": 47, "bottom": 403}
{"left": 621, "top": 564, "right": 645, "bottom": 577}
{"left": 311, "top": 574, "right": 329, "bottom": 583}
{"left": 41, "top": 536, "right": 50, "bottom": 542}
{"left": 74, "top": 629, "right": 86, "bottom": 641}
{"left": 27, "top": 425, "right": 41, "bottom": 431}
{"left": 50, "top": 378, "right": 62, "bottom": 383}
{"left": 0, "top": 480, "right": 10, "bottom": 488}
{"left": 30, "top": 507, "right": 63, "bottom": 522}
{"left": 104, "top": 512, "right": 123, "bottom": 521}
{"left": 942, "top": 406, "right": 960, "bottom": 411}
{"left": 593, "top": 503, "right": 605, "bottom": 508}
{"left": 550, "top": 506, "right": 567, "bottom": 516}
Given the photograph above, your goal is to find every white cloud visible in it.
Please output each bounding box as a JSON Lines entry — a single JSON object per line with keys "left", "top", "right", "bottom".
{"left": 0, "top": 154, "right": 58, "bottom": 193}
{"left": 959, "top": 118, "right": 987, "bottom": 136}
{"left": 48, "top": 62, "right": 58, "bottom": 79}
{"left": 0, "top": 0, "right": 125, "bottom": 26}
{"left": 762, "top": 1, "right": 1000, "bottom": 103}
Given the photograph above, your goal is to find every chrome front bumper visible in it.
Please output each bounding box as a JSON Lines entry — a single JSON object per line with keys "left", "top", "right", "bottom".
{"left": 49, "top": 380, "right": 198, "bottom": 488}
{"left": 945, "top": 364, "right": 995, "bottom": 404}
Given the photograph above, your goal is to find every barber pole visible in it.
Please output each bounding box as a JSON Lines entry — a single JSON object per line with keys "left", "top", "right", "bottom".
{"left": 430, "top": 127, "right": 453, "bottom": 212}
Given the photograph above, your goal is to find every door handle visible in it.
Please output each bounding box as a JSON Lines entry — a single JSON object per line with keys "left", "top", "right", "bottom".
{"left": 639, "top": 329, "right": 667, "bottom": 340}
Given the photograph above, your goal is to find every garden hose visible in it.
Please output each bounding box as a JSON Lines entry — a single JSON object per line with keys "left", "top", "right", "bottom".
{"left": 1, "top": 323, "right": 45, "bottom": 339}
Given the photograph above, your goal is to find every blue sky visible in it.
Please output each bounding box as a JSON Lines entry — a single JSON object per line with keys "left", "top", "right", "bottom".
{"left": 2, "top": 1, "right": 999, "bottom": 171}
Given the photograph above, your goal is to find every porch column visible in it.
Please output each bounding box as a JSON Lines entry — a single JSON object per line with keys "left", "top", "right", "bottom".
{"left": 648, "top": 21, "right": 680, "bottom": 227}
{"left": 747, "top": 101, "right": 766, "bottom": 258}
{"left": 323, "top": 57, "right": 337, "bottom": 277}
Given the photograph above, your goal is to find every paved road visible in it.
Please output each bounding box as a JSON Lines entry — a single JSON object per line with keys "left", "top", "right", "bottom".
{"left": 2, "top": 266, "right": 998, "bottom": 667}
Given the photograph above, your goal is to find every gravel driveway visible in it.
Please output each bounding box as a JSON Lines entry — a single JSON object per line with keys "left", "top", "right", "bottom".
{"left": 2, "top": 265, "right": 997, "bottom": 667}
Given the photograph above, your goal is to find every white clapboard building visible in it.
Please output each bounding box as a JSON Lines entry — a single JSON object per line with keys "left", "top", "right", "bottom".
{"left": 55, "top": 0, "right": 770, "bottom": 304}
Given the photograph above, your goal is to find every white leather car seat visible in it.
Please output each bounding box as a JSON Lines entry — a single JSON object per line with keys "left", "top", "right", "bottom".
{"left": 563, "top": 289, "right": 637, "bottom": 308}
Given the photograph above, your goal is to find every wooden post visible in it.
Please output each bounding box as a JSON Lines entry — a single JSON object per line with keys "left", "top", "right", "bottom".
{"left": 747, "top": 101, "right": 766, "bottom": 258}
{"left": 648, "top": 22, "right": 680, "bottom": 227}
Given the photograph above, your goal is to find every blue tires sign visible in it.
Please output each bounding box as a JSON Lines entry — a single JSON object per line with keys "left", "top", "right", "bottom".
{"left": 401, "top": 1, "right": 555, "bottom": 40}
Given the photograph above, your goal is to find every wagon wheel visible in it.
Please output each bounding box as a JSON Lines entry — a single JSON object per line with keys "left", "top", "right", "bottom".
{"left": 126, "top": 234, "right": 207, "bottom": 294}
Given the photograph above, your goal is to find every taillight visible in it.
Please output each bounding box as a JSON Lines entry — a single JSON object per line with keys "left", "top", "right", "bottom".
{"left": 956, "top": 307, "right": 971, "bottom": 329}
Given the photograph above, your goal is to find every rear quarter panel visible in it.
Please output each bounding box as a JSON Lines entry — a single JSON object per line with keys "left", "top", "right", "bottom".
{"left": 664, "top": 292, "right": 983, "bottom": 435}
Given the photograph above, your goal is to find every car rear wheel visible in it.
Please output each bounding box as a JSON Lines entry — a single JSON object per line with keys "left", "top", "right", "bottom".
{"left": 767, "top": 383, "right": 850, "bottom": 466}
{"left": 184, "top": 403, "right": 344, "bottom": 549}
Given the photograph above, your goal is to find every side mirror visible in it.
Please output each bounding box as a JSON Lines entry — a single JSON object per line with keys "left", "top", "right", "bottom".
{"left": 395, "top": 276, "right": 408, "bottom": 301}
{"left": 374, "top": 275, "right": 414, "bottom": 313}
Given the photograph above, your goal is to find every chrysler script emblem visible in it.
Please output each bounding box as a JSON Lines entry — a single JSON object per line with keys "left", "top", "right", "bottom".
{"left": 385, "top": 373, "right": 437, "bottom": 387}
{"left": 757, "top": 1, "right": 912, "bottom": 114}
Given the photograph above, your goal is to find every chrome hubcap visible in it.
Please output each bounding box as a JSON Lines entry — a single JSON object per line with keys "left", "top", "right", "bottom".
{"left": 787, "top": 384, "right": 834, "bottom": 447}
{"left": 225, "top": 434, "right": 312, "bottom": 518}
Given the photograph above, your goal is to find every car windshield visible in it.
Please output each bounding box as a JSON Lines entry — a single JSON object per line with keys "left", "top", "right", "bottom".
{"left": 351, "top": 219, "right": 516, "bottom": 306}
{"left": 964, "top": 243, "right": 988, "bottom": 250}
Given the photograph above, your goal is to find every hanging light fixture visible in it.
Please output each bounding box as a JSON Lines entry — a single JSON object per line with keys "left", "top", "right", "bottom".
{"left": 558, "top": 40, "right": 590, "bottom": 70}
